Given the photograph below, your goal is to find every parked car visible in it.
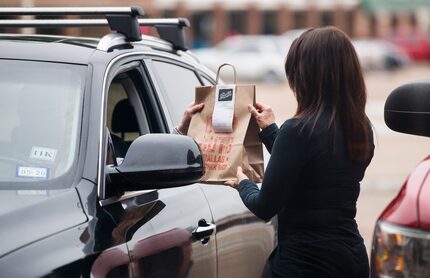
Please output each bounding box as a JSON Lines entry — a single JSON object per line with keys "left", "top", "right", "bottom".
{"left": 389, "top": 29, "right": 430, "bottom": 61}
{"left": 0, "top": 7, "right": 275, "bottom": 277}
{"left": 370, "top": 81, "right": 430, "bottom": 277}
{"left": 193, "top": 35, "right": 286, "bottom": 83}
{"left": 352, "top": 39, "right": 410, "bottom": 71}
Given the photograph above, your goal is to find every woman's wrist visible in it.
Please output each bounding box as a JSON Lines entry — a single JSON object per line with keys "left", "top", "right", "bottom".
{"left": 261, "top": 122, "right": 276, "bottom": 130}
{"left": 260, "top": 122, "right": 274, "bottom": 129}
{"left": 177, "top": 123, "right": 187, "bottom": 135}
{"left": 238, "top": 178, "right": 251, "bottom": 190}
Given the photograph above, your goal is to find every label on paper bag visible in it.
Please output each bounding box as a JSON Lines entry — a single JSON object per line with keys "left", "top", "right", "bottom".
{"left": 212, "top": 85, "right": 236, "bottom": 133}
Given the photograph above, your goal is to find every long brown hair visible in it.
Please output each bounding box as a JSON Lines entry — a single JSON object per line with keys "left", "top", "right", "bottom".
{"left": 285, "top": 26, "right": 371, "bottom": 161}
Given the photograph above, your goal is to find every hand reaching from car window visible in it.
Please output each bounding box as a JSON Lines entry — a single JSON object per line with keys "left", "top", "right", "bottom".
{"left": 248, "top": 102, "right": 275, "bottom": 129}
{"left": 177, "top": 102, "right": 204, "bottom": 134}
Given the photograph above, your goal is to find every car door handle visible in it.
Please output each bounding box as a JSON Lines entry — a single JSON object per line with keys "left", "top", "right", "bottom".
{"left": 192, "top": 219, "right": 216, "bottom": 240}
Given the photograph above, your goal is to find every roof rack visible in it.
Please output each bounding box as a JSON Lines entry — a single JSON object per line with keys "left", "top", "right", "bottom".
{"left": 0, "top": 7, "right": 144, "bottom": 16}
{"left": 0, "top": 7, "right": 190, "bottom": 51}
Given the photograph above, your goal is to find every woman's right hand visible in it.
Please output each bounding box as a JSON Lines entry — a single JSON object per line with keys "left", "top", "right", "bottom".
{"left": 248, "top": 102, "right": 275, "bottom": 129}
{"left": 177, "top": 102, "right": 205, "bottom": 134}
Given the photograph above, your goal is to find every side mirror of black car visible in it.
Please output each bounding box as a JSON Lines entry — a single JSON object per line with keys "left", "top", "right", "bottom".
{"left": 385, "top": 80, "right": 430, "bottom": 137}
{"left": 106, "top": 134, "right": 204, "bottom": 194}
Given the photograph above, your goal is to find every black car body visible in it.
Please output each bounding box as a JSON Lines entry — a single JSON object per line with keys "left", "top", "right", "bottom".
{"left": 0, "top": 7, "right": 275, "bottom": 277}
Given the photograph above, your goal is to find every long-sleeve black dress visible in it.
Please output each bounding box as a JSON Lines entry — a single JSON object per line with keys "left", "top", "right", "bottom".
{"left": 238, "top": 111, "right": 374, "bottom": 278}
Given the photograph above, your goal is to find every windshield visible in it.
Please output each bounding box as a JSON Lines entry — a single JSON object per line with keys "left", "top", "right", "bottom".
{"left": 0, "top": 60, "right": 85, "bottom": 187}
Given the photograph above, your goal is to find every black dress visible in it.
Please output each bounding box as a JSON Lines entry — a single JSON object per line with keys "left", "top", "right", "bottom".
{"left": 238, "top": 112, "right": 374, "bottom": 278}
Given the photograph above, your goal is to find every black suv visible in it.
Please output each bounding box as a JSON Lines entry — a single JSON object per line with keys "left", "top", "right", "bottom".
{"left": 0, "top": 7, "right": 275, "bottom": 277}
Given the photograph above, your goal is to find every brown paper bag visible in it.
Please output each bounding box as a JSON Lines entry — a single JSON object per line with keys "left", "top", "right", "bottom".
{"left": 187, "top": 63, "right": 264, "bottom": 183}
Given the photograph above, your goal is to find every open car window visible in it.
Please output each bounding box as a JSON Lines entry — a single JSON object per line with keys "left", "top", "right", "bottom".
{"left": 105, "top": 67, "right": 154, "bottom": 165}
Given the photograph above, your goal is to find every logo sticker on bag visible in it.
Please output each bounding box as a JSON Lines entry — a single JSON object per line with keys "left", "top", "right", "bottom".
{"left": 213, "top": 85, "right": 236, "bottom": 133}
{"left": 218, "top": 89, "right": 233, "bottom": 101}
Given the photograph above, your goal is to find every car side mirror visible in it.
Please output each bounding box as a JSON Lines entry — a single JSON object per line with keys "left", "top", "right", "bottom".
{"left": 385, "top": 80, "right": 430, "bottom": 137}
{"left": 106, "top": 134, "right": 204, "bottom": 194}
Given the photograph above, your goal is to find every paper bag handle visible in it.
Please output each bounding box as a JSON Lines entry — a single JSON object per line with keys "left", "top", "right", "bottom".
{"left": 216, "top": 63, "right": 237, "bottom": 84}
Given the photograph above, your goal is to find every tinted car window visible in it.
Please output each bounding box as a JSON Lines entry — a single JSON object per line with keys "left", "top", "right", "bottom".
{"left": 0, "top": 60, "right": 85, "bottom": 183}
{"left": 152, "top": 60, "right": 201, "bottom": 125}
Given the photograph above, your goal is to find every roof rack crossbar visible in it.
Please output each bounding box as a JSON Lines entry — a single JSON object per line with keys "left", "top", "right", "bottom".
{"left": 0, "top": 18, "right": 190, "bottom": 28}
{"left": 0, "top": 7, "right": 144, "bottom": 16}
{"left": 138, "top": 18, "right": 190, "bottom": 28}
{"left": 0, "top": 6, "right": 144, "bottom": 42}
{"left": 0, "top": 19, "right": 111, "bottom": 27}
{"left": 139, "top": 18, "right": 190, "bottom": 51}
{"left": 0, "top": 7, "right": 191, "bottom": 51}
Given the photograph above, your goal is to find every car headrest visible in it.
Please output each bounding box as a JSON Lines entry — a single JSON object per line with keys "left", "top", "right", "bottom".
{"left": 111, "top": 99, "right": 139, "bottom": 134}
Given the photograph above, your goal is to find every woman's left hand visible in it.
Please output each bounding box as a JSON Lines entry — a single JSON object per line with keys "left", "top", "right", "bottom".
{"left": 224, "top": 166, "right": 249, "bottom": 189}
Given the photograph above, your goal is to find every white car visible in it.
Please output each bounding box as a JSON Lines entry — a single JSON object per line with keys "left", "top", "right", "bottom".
{"left": 352, "top": 39, "right": 410, "bottom": 71}
{"left": 194, "top": 35, "right": 286, "bottom": 83}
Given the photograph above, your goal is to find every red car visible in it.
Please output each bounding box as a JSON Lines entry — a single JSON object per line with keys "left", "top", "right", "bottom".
{"left": 371, "top": 81, "right": 430, "bottom": 277}
{"left": 390, "top": 29, "right": 430, "bottom": 61}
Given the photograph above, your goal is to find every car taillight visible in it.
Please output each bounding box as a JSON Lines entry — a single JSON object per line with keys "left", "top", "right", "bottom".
{"left": 371, "top": 221, "right": 430, "bottom": 278}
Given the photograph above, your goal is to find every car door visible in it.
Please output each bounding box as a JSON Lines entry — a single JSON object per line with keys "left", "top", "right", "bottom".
{"left": 147, "top": 58, "right": 276, "bottom": 278}
{"left": 100, "top": 57, "right": 217, "bottom": 278}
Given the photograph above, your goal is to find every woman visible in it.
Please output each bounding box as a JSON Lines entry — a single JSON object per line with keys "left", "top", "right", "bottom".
{"left": 225, "top": 27, "right": 374, "bottom": 277}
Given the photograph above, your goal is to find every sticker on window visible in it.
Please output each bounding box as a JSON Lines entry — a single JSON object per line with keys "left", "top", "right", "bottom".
{"left": 29, "top": 146, "right": 57, "bottom": 162}
{"left": 16, "top": 166, "right": 49, "bottom": 179}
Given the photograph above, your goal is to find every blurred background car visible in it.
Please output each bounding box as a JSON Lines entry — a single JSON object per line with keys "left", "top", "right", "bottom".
{"left": 388, "top": 29, "right": 430, "bottom": 61}
{"left": 194, "top": 27, "right": 413, "bottom": 84}
{"left": 194, "top": 35, "right": 286, "bottom": 83}
{"left": 352, "top": 39, "right": 410, "bottom": 71}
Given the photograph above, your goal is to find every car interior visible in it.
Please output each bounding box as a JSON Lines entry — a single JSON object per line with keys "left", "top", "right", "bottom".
{"left": 110, "top": 99, "right": 139, "bottom": 158}
{"left": 106, "top": 69, "right": 155, "bottom": 166}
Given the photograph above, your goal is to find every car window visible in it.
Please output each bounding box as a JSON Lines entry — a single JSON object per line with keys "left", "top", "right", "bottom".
{"left": 107, "top": 82, "right": 140, "bottom": 143}
{"left": 0, "top": 60, "right": 85, "bottom": 184}
{"left": 105, "top": 67, "right": 156, "bottom": 164}
{"left": 152, "top": 60, "right": 202, "bottom": 125}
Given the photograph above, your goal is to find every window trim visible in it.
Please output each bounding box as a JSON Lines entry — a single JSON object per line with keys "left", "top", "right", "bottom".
{"left": 99, "top": 54, "right": 146, "bottom": 200}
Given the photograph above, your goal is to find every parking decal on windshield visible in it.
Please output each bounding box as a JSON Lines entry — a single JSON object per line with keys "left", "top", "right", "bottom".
{"left": 29, "top": 146, "right": 57, "bottom": 162}
{"left": 16, "top": 166, "right": 49, "bottom": 179}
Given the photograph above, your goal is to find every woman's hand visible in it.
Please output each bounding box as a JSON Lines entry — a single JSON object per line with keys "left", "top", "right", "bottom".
{"left": 177, "top": 102, "right": 205, "bottom": 134}
{"left": 224, "top": 166, "right": 249, "bottom": 189}
{"left": 248, "top": 102, "right": 275, "bottom": 129}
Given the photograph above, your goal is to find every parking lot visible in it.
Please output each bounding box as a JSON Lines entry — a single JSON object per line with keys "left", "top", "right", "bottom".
{"left": 255, "top": 64, "right": 430, "bottom": 253}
